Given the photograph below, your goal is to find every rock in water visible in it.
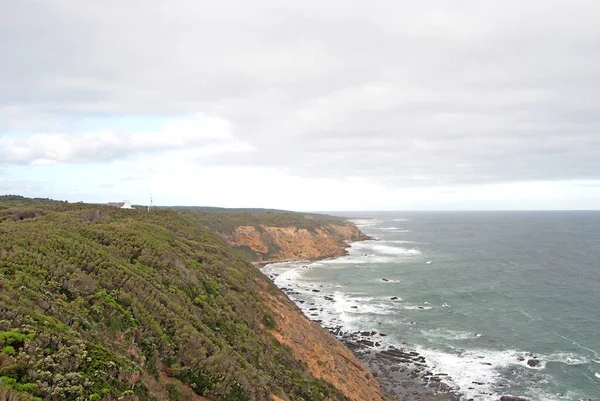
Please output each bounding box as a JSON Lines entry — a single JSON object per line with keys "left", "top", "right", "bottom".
{"left": 527, "top": 359, "right": 540, "bottom": 367}
{"left": 500, "top": 396, "right": 528, "bottom": 401}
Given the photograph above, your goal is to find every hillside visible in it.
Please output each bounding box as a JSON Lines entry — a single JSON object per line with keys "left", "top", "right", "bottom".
{"left": 0, "top": 196, "right": 382, "bottom": 401}
{"left": 181, "top": 211, "right": 369, "bottom": 263}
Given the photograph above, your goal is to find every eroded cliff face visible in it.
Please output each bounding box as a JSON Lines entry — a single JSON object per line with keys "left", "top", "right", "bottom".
{"left": 256, "top": 278, "right": 383, "bottom": 401}
{"left": 222, "top": 222, "right": 369, "bottom": 263}
{"left": 207, "top": 214, "right": 383, "bottom": 400}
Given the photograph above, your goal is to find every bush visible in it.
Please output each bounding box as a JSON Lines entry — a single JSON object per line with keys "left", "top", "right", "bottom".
{"left": 81, "top": 210, "right": 110, "bottom": 222}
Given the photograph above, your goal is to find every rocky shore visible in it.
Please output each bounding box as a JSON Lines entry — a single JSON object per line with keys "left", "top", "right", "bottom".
{"left": 266, "top": 267, "right": 463, "bottom": 401}
{"left": 266, "top": 266, "right": 540, "bottom": 401}
{"left": 331, "top": 327, "right": 461, "bottom": 401}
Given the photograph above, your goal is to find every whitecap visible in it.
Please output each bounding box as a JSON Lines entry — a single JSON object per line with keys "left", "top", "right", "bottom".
{"left": 379, "top": 227, "right": 410, "bottom": 232}
{"left": 416, "top": 347, "right": 555, "bottom": 401}
{"left": 349, "top": 218, "right": 380, "bottom": 227}
{"left": 370, "top": 244, "right": 422, "bottom": 256}
{"left": 402, "top": 305, "right": 433, "bottom": 310}
{"left": 422, "top": 328, "right": 481, "bottom": 341}
{"left": 545, "top": 352, "right": 589, "bottom": 365}
{"left": 321, "top": 255, "right": 391, "bottom": 265}
{"left": 392, "top": 218, "right": 409, "bottom": 222}
{"left": 595, "top": 372, "right": 600, "bottom": 379}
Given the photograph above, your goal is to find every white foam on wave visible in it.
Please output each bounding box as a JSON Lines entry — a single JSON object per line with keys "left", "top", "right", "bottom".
{"left": 321, "top": 255, "right": 392, "bottom": 265}
{"left": 371, "top": 244, "right": 422, "bottom": 256}
{"left": 402, "top": 305, "right": 433, "bottom": 310}
{"left": 392, "top": 218, "right": 409, "bottom": 222}
{"left": 417, "top": 347, "right": 555, "bottom": 401}
{"left": 595, "top": 372, "right": 600, "bottom": 379}
{"left": 349, "top": 218, "right": 381, "bottom": 227}
{"left": 331, "top": 292, "right": 398, "bottom": 315}
{"left": 416, "top": 346, "right": 586, "bottom": 401}
{"left": 350, "top": 241, "right": 422, "bottom": 257}
{"left": 545, "top": 352, "right": 589, "bottom": 365}
{"left": 379, "top": 227, "right": 410, "bottom": 232}
{"left": 423, "top": 328, "right": 482, "bottom": 341}
{"left": 298, "top": 292, "right": 401, "bottom": 330}
{"left": 271, "top": 266, "right": 303, "bottom": 283}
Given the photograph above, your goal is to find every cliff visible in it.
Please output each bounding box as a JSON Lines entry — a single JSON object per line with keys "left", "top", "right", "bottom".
{"left": 181, "top": 210, "right": 369, "bottom": 263}
{"left": 0, "top": 197, "right": 381, "bottom": 401}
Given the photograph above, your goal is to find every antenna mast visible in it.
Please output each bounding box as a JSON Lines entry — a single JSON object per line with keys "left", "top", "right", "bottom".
{"left": 148, "top": 189, "right": 152, "bottom": 212}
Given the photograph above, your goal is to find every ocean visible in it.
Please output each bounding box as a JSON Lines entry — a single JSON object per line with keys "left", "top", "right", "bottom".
{"left": 263, "top": 211, "right": 600, "bottom": 401}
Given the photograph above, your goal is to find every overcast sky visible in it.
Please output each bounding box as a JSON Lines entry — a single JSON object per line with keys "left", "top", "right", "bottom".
{"left": 1, "top": 0, "right": 600, "bottom": 210}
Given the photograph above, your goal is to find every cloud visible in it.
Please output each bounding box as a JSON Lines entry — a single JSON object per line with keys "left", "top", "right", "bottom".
{"left": 0, "top": 114, "right": 254, "bottom": 164}
{"left": 1, "top": 0, "right": 600, "bottom": 191}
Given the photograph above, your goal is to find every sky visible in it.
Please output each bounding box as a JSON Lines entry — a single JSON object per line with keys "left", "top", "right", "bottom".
{"left": 1, "top": 0, "right": 600, "bottom": 211}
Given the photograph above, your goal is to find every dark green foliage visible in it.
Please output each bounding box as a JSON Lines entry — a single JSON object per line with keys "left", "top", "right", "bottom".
{"left": 165, "top": 382, "right": 182, "bottom": 401}
{"left": 220, "top": 382, "right": 250, "bottom": 401}
{"left": 176, "top": 368, "right": 216, "bottom": 395}
{"left": 181, "top": 210, "right": 348, "bottom": 236}
{"left": 262, "top": 312, "right": 276, "bottom": 330}
{"left": 0, "top": 196, "right": 349, "bottom": 401}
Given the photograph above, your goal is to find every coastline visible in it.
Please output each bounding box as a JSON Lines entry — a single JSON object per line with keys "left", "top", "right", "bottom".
{"left": 260, "top": 256, "right": 463, "bottom": 401}
{"left": 251, "top": 227, "right": 373, "bottom": 267}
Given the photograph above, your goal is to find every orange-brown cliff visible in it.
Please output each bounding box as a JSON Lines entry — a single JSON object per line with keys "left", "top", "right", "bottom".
{"left": 256, "top": 277, "right": 383, "bottom": 401}
{"left": 222, "top": 222, "right": 369, "bottom": 263}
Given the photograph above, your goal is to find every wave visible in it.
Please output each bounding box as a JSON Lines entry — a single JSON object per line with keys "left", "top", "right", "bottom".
{"left": 546, "top": 352, "right": 590, "bottom": 365}
{"left": 402, "top": 305, "right": 433, "bottom": 310}
{"left": 392, "top": 218, "right": 409, "bottom": 222}
{"left": 422, "top": 328, "right": 482, "bottom": 341}
{"left": 349, "top": 218, "right": 381, "bottom": 227}
{"left": 349, "top": 241, "right": 422, "bottom": 256}
{"left": 379, "top": 227, "right": 410, "bottom": 232}
{"left": 416, "top": 347, "right": 564, "bottom": 401}
{"left": 321, "top": 255, "right": 393, "bottom": 265}
{"left": 371, "top": 244, "right": 421, "bottom": 255}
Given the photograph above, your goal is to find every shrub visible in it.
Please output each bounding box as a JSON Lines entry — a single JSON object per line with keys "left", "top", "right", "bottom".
{"left": 81, "top": 210, "right": 109, "bottom": 223}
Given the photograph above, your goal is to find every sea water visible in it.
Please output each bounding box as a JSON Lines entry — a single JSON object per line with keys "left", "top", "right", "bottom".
{"left": 264, "top": 211, "right": 600, "bottom": 401}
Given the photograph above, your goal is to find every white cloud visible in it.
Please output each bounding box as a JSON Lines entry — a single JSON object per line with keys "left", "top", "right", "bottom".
{"left": 2, "top": 0, "right": 600, "bottom": 208}
{"left": 0, "top": 114, "right": 254, "bottom": 164}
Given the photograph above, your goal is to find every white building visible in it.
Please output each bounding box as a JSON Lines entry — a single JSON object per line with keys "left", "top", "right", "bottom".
{"left": 107, "top": 200, "right": 135, "bottom": 209}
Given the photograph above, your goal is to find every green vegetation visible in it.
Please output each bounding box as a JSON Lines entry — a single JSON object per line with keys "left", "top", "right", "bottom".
{"left": 173, "top": 207, "right": 359, "bottom": 262}
{"left": 179, "top": 209, "right": 349, "bottom": 236}
{"left": 0, "top": 196, "right": 348, "bottom": 401}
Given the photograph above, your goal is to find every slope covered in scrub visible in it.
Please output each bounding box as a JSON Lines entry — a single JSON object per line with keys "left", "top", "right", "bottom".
{"left": 0, "top": 196, "right": 379, "bottom": 401}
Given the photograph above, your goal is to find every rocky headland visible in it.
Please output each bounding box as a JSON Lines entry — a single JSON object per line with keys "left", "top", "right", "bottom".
{"left": 203, "top": 211, "right": 461, "bottom": 401}
{"left": 223, "top": 222, "right": 369, "bottom": 263}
